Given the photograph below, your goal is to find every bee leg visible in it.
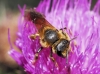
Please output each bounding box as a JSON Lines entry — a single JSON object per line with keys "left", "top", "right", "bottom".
{"left": 60, "top": 27, "right": 67, "bottom": 31}
{"left": 69, "top": 28, "right": 73, "bottom": 36}
{"left": 66, "top": 51, "right": 69, "bottom": 64}
{"left": 32, "top": 47, "right": 43, "bottom": 64}
{"left": 59, "top": 28, "right": 68, "bottom": 37}
{"left": 50, "top": 48, "right": 59, "bottom": 68}
{"left": 63, "top": 27, "right": 67, "bottom": 32}
{"left": 60, "top": 27, "right": 67, "bottom": 32}
{"left": 30, "top": 33, "right": 39, "bottom": 40}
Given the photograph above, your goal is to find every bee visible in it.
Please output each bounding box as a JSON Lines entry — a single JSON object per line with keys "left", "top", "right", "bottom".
{"left": 24, "top": 9, "right": 75, "bottom": 65}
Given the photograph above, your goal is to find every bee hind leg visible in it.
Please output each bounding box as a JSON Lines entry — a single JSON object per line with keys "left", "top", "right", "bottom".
{"left": 32, "top": 47, "right": 43, "bottom": 64}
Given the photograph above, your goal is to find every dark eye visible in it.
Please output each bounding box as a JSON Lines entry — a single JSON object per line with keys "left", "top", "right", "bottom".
{"left": 44, "top": 29, "right": 59, "bottom": 43}
{"left": 56, "top": 39, "right": 70, "bottom": 52}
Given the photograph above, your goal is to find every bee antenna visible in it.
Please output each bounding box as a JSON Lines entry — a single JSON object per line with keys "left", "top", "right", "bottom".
{"left": 70, "top": 37, "right": 77, "bottom": 42}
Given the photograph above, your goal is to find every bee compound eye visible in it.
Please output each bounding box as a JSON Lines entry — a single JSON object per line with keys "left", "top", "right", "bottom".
{"left": 56, "top": 39, "right": 70, "bottom": 52}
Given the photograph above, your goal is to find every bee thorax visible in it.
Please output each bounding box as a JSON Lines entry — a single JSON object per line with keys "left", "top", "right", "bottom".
{"left": 44, "top": 29, "right": 59, "bottom": 44}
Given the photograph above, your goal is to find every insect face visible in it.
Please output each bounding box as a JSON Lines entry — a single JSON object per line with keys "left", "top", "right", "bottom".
{"left": 44, "top": 29, "right": 59, "bottom": 44}
{"left": 56, "top": 39, "right": 70, "bottom": 52}
{"left": 55, "top": 39, "right": 70, "bottom": 57}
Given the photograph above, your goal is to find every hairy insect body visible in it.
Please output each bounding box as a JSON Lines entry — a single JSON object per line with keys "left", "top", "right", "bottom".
{"left": 25, "top": 10, "right": 71, "bottom": 64}
{"left": 38, "top": 25, "right": 70, "bottom": 57}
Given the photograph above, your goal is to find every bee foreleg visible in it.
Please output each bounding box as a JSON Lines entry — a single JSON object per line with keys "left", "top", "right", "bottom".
{"left": 66, "top": 51, "right": 69, "bottom": 64}
{"left": 50, "top": 48, "right": 54, "bottom": 61}
{"left": 30, "top": 33, "right": 39, "bottom": 40}
{"left": 50, "top": 48, "right": 59, "bottom": 68}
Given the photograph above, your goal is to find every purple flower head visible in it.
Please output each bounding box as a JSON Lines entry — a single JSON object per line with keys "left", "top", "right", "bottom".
{"left": 8, "top": 0, "right": 100, "bottom": 74}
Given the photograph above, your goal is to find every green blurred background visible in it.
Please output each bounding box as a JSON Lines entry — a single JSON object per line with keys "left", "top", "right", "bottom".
{"left": 0, "top": 0, "right": 97, "bottom": 74}
{"left": 0, "top": 0, "right": 97, "bottom": 11}
{"left": 0, "top": 0, "right": 40, "bottom": 11}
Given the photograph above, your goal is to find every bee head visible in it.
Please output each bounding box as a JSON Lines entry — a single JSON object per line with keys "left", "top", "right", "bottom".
{"left": 56, "top": 39, "right": 70, "bottom": 57}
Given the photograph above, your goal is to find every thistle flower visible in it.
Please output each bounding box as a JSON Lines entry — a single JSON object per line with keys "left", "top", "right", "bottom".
{"left": 8, "top": 0, "right": 100, "bottom": 74}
